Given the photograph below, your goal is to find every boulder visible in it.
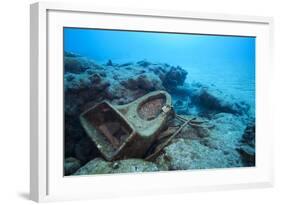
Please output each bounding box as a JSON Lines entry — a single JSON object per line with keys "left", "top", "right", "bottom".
{"left": 64, "top": 71, "right": 111, "bottom": 116}
{"left": 64, "top": 56, "right": 101, "bottom": 74}
{"left": 162, "top": 66, "right": 188, "bottom": 90}
{"left": 120, "top": 74, "right": 162, "bottom": 92}
{"left": 74, "top": 158, "right": 159, "bottom": 175}
{"left": 74, "top": 158, "right": 112, "bottom": 175}
{"left": 111, "top": 159, "right": 159, "bottom": 173}
{"left": 188, "top": 84, "right": 250, "bottom": 117}
{"left": 155, "top": 138, "right": 231, "bottom": 170}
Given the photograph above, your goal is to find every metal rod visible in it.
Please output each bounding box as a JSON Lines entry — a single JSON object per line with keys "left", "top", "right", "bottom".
{"left": 145, "top": 118, "right": 191, "bottom": 161}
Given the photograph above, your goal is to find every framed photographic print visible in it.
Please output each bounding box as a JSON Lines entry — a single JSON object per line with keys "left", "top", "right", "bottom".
{"left": 30, "top": 2, "right": 274, "bottom": 202}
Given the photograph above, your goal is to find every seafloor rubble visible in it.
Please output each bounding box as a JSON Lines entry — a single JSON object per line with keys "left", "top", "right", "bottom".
{"left": 63, "top": 51, "right": 255, "bottom": 175}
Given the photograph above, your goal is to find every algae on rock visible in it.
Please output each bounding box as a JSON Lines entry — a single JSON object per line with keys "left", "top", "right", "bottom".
{"left": 74, "top": 158, "right": 159, "bottom": 175}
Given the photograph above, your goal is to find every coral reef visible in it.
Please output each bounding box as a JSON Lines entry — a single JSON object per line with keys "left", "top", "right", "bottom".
{"left": 63, "top": 51, "right": 255, "bottom": 175}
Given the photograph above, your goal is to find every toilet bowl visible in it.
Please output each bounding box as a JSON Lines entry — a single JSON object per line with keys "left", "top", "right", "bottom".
{"left": 80, "top": 90, "right": 174, "bottom": 161}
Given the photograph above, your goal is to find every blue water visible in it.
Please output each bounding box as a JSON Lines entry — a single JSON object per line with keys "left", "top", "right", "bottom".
{"left": 64, "top": 28, "right": 255, "bottom": 112}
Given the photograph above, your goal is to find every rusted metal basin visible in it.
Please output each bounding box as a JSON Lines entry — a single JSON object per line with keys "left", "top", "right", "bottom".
{"left": 80, "top": 90, "right": 174, "bottom": 161}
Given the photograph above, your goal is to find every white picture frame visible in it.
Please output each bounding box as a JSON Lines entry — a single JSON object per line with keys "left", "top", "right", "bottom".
{"left": 30, "top": 1, "right": 274, "bottom": 202}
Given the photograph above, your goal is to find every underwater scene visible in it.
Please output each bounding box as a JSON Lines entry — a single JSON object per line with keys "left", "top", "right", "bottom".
{"left": 63, "top": 28, "right": 255, "bottom": 176}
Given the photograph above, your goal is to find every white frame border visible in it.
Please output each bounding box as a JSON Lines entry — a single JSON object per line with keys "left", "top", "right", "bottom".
{"left": 30, "top": 2, "right": 274, "bottom": 202}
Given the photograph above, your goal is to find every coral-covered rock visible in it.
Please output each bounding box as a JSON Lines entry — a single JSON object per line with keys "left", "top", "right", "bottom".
{"left": 155, "top": 138, "right": 230, "bottom": 170}
{"left": 111, "top": 159, "right": 159, "bottom": 173}
{"left": 121, "top": 74, "right": 162, "bottom": 92}
{"left": 74, "top": 158, "right": 112, "bottom": 175}
{"left": 155, "top": 113, "right": 247, "bottom": 170}
{"left": 64, "top": 55, "right": 101, "bottom": 74}
{"left": 162, "top": 66, "right": 188, "bottom": 90}
{"left": 74, "top": 158, "right": 159, "bottom": 175}
{"left": 64, "top": 71, "right": 111, "bottom": 116}
{"left": 209, "top": 113, "right": 246, "bottom": 151}
{"left": 188, "top": 84, "right": 250, "bottom": 116}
